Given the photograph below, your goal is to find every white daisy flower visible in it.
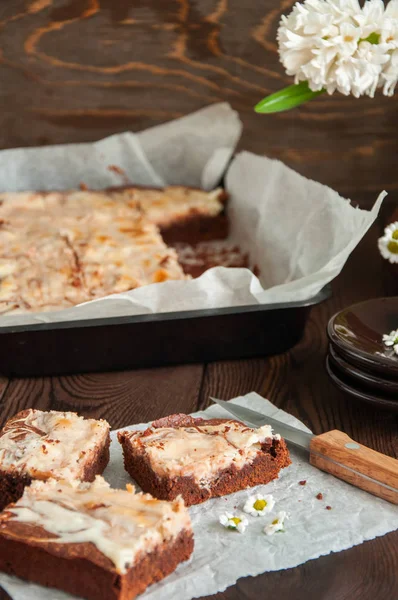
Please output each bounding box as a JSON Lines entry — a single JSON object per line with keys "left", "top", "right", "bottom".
{"left": 378, "top": 221, "right": 398, "bottom": 263}
{"left": 219, "top": 512, "right": 248, "bottom": 533}
{"left": 382, "top": 329, "right": 398, "bottom": 346}
{"left": 264, "top": 511, "right": 287, "bottom": 536}
{"left": 277, "top": 0, "right": 398, "bottom": 98}
{"left": 382, "top": 329, "right": 398, "bottom": 355}
{"left": 243, "top": 493, "right": 275, "bottom": 517}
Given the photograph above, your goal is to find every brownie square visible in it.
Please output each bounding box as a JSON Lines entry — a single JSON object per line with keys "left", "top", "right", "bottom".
{"left": 118, "top": 413, "right": 291, "bottom": 506}
{"left": 0, "top": 477, "right": 193, "bottom": 600}
{"left": 0, "top": 409, "right": 110, "bottom": 510}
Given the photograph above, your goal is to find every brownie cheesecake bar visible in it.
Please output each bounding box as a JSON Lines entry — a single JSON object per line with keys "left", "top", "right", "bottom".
{"left": 0, "top": 476, "right": 193, "bottom": 600}
{"left": 0, "top": 409, "right": 110, "bottom": 510}
{"left": 118, "top": 414, "right": 291, "bottom": 506}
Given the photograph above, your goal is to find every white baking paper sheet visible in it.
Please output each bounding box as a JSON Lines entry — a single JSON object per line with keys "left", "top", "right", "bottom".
{"left": 1, "top": 392, "right": 397, "bottom": 600}
{"left": 0, "top": 103, "right": 385, "bottom": 326}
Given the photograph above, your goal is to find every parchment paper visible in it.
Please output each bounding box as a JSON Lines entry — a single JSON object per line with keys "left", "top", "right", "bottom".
{"left": 0, "top": 103, "right": 386, "bottom": 326}
{"left": 1, "top": 392, "right": 397, "bottom": 600}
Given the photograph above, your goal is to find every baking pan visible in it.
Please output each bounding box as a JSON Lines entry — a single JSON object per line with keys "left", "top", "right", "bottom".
{"left": 0, "top": 286, "right": 331, "bottom": 377}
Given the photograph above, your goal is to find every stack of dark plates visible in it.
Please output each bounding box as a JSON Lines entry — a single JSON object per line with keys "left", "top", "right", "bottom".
{"left": 326, "top": 297, "right": 398, "bottom": 412}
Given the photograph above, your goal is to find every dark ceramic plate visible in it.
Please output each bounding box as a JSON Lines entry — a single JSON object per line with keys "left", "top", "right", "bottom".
{"left": 328, "top": 344, "right": 398, "bottom": 394}
{"left": 327, "top": 297, "right": 398, "bottom": 377}
{"left": 325, "top": 355, "right": 398, "bottom": 413}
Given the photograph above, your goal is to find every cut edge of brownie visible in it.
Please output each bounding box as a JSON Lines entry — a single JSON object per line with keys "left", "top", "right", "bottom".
{"left": 105, "top": 185, "right": 229, "bottom": 244}
{"left": 0, "top": 471, "right": 32, "bottom": 513}
{"left": 0, "top": 432, "right": 111, "bottom": 512}
{"left": 0, "top": 524, "right": 193, "bottom": 600}
{"left": 118, "top": 417, "right": 291, "bottom": 506}
{"left": 160, "top": 212, "right": 229, "bottom": 245}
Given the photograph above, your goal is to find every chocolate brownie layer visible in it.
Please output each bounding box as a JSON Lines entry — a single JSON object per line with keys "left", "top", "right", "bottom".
{"left": 118, "top": 414, "right": 291, "bottom": 506}
{"left": 173, "top": 240, "right": 249, "bottom": 278}
{"left": 0, "top": 477, "right": 193, "bottom": 600}
{"left": 0, "top": 526, "right": 193, "bottom": 600}
{"left": 0, "top": 472, "right": 32, "bottom": 513}
{"left": 161, "top": 213, "right": 229, "bottom": 244}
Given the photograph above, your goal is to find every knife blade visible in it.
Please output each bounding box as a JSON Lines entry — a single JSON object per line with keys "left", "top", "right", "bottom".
{"left": 210, "top": 397, "right": 398, "bottom": 505}
{"left": 210, "top": 397, "right": 313, "bottom": 451}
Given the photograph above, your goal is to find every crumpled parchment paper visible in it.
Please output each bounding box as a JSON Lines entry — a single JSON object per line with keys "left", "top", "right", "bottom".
{"left": 0, "top": 103, "right": 385, "bottom": 326}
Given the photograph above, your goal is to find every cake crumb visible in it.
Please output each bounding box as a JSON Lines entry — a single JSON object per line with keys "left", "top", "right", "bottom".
{"left": 108, "top": 164, "right": 124, "bottom": 175}
{"left": 326, "top": 506, "right": 332, "bottom": 510}
{"left": 316, "top": 493, "right": 323, "bottom": 500}
{"left": 79, "top": 182, "right": 88, "bottom": 191}
{"left": 299, "top": 480, "right": 306, "bottom": 486}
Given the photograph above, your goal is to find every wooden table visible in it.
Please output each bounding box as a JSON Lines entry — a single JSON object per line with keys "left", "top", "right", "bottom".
{"left": 0, "top": 2, "right": 397, "bottom": 600}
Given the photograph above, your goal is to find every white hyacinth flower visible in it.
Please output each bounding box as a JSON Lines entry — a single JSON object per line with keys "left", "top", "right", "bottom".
{"left": 378, "top": 221, "right": 398, "bottom": 264}
{"left": 243, "top": 493, "right": 275, "bottom": 517}
{"left": 219, "top": 512, "right": 248, "bottom": 533}
{"left": 264, "top": 511, "right": 287, "bottom": 536}
{"left": 277, "top": 0, "right": 398, "bottom": 98}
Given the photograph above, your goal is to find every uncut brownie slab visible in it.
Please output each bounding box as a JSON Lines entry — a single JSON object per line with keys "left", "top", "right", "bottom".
{"left": 0, "top": 476, "right": 193, "bottom": 600}
{"left": 0, "top": 190, "right": 188, "bottom": 315}
{"left": 118, "top": 414, "right": 291, "bottom": 506}
{"left": 0, "top": 409, "right": 110, "bottom": 510}
{"left": 0, "top": 186, "right": 226, "bottom": 315}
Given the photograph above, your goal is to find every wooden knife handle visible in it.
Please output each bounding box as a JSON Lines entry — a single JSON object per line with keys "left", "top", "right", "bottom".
{"left": 310, "top": 430, "right": 398, "bottom": 504}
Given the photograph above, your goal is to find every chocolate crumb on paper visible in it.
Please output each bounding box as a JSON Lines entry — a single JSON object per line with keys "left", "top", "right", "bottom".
{"left": 316, "top": 493, "right": 323, "bottom": 500}
{"left": 108, "top": 164, "right": 131, "bottom": 184}
{"left": 299, "top": 480, "right": 306, "bottom": 486}
{"left": 108, "top": 164, "right": 124, "bottom": 175}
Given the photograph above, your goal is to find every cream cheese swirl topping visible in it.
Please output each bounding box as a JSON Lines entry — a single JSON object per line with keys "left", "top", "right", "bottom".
{"left": 0, "top": 409, "right": 109, "bottom": 480}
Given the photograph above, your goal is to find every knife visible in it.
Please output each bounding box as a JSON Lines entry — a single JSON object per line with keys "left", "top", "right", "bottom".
{"left": 210, "top": 397, "right": 398, "bottom": 505}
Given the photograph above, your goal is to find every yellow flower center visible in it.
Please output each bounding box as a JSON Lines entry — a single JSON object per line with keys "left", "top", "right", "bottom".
{"left": 392, "top": 230, "right": 398, "bottom": 240}
{"left": 231, "top": 517, "right": 241, "bottom": 526}
{"left": 253, "top": 499, "right": 267, "bottom": 511}
{"left": 344, "top": 35, "right": 354, "bottom": 42}
{"left": 272, "top": 518, "right": 279, "bottom": 525}
{"left": 387, "top": 240, "right": 398, "bottom": 254}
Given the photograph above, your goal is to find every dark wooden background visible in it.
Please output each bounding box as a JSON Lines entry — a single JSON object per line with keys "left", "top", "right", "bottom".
{"left": 0, "top": 2, "right": 397, "bottom": 600}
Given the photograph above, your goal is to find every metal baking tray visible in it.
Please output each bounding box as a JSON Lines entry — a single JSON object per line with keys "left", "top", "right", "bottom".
{"left": 0, "top": 286, "right": 331, "bottom": 377}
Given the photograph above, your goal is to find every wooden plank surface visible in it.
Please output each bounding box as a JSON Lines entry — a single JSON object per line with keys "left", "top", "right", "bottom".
{"left": 0, "top": 2, "right": 397, "bottom": 600}
{"left": 0, "top": 364, "right": 204, "bottom": 429}
{"left": 0, "top": 0, "right": 397, "bottom": 204}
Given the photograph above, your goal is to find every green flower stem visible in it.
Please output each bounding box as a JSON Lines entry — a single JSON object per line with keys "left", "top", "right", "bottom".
{"left": 254, "top": 81, "right": 325, "bottom": 114}
{"left": 361, "top": 32, "right": 380, "bottom": 44}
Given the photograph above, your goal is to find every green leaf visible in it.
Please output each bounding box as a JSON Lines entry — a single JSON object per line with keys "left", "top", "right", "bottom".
{"left": 254, "top": 81, "right": 325, "bottom": 114}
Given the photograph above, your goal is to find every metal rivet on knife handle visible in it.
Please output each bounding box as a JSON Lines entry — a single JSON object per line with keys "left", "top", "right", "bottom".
{"left": 309, "top": 430, "right": 398, "bottom": 505}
